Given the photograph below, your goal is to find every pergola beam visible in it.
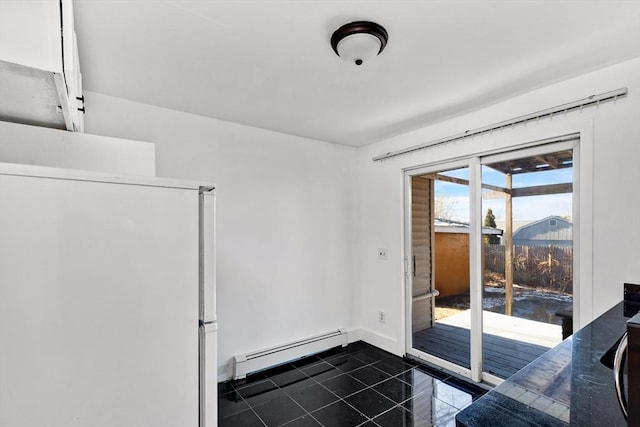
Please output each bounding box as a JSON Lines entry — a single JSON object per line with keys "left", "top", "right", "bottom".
{"left": 426, "top": 173, "right": 511, "bottom": 194}
{"left": 511, "top": 183, "right": 573, "bottom": 198}
{"left": 428, "top": 173, "right": 573, "bottom": 197}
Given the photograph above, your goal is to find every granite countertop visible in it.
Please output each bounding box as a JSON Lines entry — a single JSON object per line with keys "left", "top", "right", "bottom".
{"left": 456, "top": 301, "right": 630, "bottom": 426}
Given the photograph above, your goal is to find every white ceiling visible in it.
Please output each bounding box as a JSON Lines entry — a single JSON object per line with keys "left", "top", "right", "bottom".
{"left": 73, "top": 1, "right": 640, "bottom": 147}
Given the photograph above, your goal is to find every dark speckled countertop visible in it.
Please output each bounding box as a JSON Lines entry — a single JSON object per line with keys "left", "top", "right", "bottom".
{"left": 456, "top": 302, "right": 631, "bottom": 426}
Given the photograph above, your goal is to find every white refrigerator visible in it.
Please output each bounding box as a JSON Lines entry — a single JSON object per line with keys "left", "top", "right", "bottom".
{"left": 0, "top": 162, "right": 217, "bottom": 427}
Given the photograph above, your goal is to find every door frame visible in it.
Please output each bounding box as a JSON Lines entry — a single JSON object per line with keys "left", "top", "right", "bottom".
{"left": 403, "top": 135, "right": 581, "bottom": 385}
{"left": 404, "top": 158, "right": 475, "bottom": 380}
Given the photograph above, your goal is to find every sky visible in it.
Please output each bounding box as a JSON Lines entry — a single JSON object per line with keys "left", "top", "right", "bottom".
{"left": 435, "top": 166, "right": 573, "bottom": 225}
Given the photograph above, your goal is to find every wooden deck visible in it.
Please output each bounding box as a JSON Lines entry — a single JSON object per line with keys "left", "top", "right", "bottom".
{"left": 412, "top": 320, "right": 554, "bottom": 379}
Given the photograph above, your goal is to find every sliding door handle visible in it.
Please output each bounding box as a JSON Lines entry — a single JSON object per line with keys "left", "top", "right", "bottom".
{"left": 412, "top": 290, "right": 440, "bottom": 302}
{"left": 412, "top": 255, "right": 416, "bottom": 277}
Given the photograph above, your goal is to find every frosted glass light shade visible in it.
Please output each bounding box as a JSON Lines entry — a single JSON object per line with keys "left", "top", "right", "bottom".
{"left": 330, "top": 21, "right": 388, "bottom": 66}
{"left": 336, "top": 33, "right": 382, "bottom": 66}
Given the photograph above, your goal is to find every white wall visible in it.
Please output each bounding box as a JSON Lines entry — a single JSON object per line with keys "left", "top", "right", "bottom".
{"left": 28, "top": 56, "right": 638, "bottom": 375}
{"left": 0, "top": 120, "right": 155, "bottom": 175}
{"left": 355, "top": 57, "right": 640, "bottom": 357}
{"left": 83, "top": 92, "right": 358, "bottom": 378}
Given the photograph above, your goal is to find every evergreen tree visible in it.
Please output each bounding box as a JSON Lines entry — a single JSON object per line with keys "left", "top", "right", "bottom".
{"left": 484, "top": 208, "right": 500, "bottom": 244}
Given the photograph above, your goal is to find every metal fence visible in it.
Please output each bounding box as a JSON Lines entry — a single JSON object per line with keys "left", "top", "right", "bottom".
{"left": 483, "top": 244, "right": 573, "bottom": 293}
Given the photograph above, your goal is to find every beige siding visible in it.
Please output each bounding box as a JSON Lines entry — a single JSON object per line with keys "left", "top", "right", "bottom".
{"left": 411, "top": 176, "right": 433, "bottom": 332}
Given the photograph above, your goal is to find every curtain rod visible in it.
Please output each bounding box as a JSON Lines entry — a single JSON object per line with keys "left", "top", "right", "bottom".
{"left": 372, "top": 87, "right": 628, "bottom": 162}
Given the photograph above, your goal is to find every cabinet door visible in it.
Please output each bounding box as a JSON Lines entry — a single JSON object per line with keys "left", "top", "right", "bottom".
{"left": 61, "top": 0, "right": 84, "bottom": 131}
{"left": 0, "top": 0, "right": 62, "bottom": 72}
{"left": 68, "top": 31, "right": 84, "bottom": 132}
{"left": 0, "top": 0, "right": 83, "bottom": 132}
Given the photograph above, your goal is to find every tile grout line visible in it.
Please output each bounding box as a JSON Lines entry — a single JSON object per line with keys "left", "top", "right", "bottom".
{"left": 233, "top": 375, "right": 313, "bottom": 425}
{"left": 220, "top": 344, "right": 484, "bottom": 426}
{"left": 276, "top": 353, "right": 387, "bottom": 426}
{"left": 301, "top": 351, "right": 406, "bottom": 424}
{"left": 222, "top": 347, "right": 360, "bottom": 424}
{"left": 300, "top": 353, "right": 425, "bottom": 422}
{"left": 226, "top": 380, "right": 269, "bottom": 426}
{"left": 299, "top": 359, "right": 375, "bottom": 425}
{"left": 334, "top": 356, "right": 465, "bottom": 422}
{"left": 258, "top": 366, "right": 322, "bottom": 427}
{"left": 317, "top": 367, "right": 402, "bottom": 422}
{"left": 283, "top": 364, "right": 329, "bottom": 427}
{"left": 356, "top": 372, "right": 419, "bottom": 422}
{"left": 229, "top": 357, "right": 335, "bottom": 426}
{"left": 249, "top": 406, "right": 269, "bottom": 427}
{"left": 218, "top": 381, "right": 258, "bottom": 422}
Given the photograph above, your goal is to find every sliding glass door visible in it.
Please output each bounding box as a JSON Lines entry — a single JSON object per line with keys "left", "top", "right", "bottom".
{"left": 406, "top": 160, "right": 474, "bottom": 379}
{"left": 405, "top": 140, "right": 577, "bottom": 384}
{"left": 480, "top": 147, "right": 574, "bottom": 380}
{"left": 410, "top": 166, "right": 471, "bottom": 370}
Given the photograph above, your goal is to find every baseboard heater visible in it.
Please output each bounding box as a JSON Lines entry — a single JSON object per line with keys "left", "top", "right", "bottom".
{"left": 230, "top": 329, "right": 348, "bottom": 380}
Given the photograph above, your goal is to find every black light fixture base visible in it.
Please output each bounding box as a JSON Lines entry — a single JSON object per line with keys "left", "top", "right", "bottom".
{"left": 330, "top": 21, "right": 389, "bottom": 58}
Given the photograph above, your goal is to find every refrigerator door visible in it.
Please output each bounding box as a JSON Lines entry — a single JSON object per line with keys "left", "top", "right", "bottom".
{"left": 0, "top": 171, "right": 200, "bottom": 427}
{"left": 200, "top": 321, "right": 218, "bottom": 427}
{"left": 200, "top": 187, "right": 216, "bottom": 323}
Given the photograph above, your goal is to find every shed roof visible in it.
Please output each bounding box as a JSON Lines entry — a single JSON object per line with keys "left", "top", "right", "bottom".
{"left": 435, "top": 218, "right": 503, "bottom": 235}
{"left": 513, "top": 215, "right": 572, "bottom": 241}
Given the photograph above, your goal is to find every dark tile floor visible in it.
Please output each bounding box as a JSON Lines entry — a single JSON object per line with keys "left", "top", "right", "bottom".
{"left": 218, "top": 341, "right": 486, "bottom": 427}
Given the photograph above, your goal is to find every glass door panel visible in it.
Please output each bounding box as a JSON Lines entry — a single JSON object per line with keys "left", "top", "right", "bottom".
{"left": 410, "top": 166, "right": 472, "bottom": 371}
{"left": 481, "top": 149, "right": 574, "bottom": 379}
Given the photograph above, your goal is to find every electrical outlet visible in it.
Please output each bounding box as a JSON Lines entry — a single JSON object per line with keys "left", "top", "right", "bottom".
{"left": 379, "top": 311, "right": 386, "bottom": 323}
{"left": 378, "top": 248, "right": 388, "bottom": 260}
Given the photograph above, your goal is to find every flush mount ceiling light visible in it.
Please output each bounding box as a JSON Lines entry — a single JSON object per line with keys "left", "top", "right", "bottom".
{"left": 331, "top": 21, "right": 388, "bottom": 66}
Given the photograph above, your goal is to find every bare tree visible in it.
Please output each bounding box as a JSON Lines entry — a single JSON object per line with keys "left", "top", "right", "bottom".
{"left": 434, "top": 195, "right": 458, "bottom": 220}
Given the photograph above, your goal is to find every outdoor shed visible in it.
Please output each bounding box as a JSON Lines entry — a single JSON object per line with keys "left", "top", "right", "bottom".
{"left": 435, "top": 219, "right": 503, "bottom": 297}
{"left": 513, "top": 216, "right": 572, "bottom": 247}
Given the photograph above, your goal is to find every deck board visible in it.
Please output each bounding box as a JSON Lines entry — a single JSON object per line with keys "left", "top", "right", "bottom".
{"left": 413, "top": 323, "right": 551, "bottom": 378}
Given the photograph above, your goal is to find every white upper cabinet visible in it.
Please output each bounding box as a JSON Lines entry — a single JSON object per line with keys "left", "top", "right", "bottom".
{"left": 0, "top": 0, "right": 84, "bottom": 132}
